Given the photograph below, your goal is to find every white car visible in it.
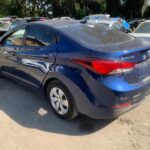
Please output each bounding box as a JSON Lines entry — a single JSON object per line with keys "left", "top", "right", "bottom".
{"left": 81, "top": 14, "right": 110, "bottom": 23}
{"left": 52, "top": 17, "right": 75, "bottom": 21}
{"left": 130, "top": 20, "right": 150, "bottom": 40}
{"left": 81, "top": 17, "right": 130, "bottom": 33}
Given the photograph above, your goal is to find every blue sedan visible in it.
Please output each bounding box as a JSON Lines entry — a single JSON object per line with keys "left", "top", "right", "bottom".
{"left": 0, "top": 20, "right": 150, "bottom": 120}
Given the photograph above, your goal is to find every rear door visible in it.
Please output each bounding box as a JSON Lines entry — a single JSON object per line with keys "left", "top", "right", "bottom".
{"left": 16, "top": 24, "right": 57, "bottom": 89}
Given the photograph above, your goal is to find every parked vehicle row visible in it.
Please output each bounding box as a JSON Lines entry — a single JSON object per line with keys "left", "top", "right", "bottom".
{"left": 0, "top": 14, "right": 132, "bottom": 37}
{"left": 1, "top": 15, "right": 149, "bottom": 37}
{"left": 0, "top": 17, "right": 49, "bottom": 37}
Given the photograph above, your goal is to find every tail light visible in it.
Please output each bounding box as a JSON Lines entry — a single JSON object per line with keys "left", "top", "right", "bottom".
{"left": 73, "top": 59, "right": 135, "bottom": 75}
{"left": 112, "top": 102, "right": 131, "bottom": 109}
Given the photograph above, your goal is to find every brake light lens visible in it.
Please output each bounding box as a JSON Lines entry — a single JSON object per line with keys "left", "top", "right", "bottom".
{"left": 73, "top": 59, "right": 135, "bottom": 75}
{"left": 112, "top": 102, "right": 131, "bottom": 109}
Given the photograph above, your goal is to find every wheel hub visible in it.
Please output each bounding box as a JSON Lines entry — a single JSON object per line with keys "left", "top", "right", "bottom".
{"left": 50, "top": 87, "right": 69, "bottom": 115}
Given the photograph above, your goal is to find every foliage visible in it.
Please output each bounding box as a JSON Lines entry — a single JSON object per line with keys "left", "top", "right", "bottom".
{"left": 106, "top": 0, "right": 121, "bottom": 17}
{"left": 144, "top": 6, "right": 150, "bottom": 18}
{"left": 0, "top": 0, "right": 150, "bottom": 19}
{"left": 0, "top": 0, "right": 10, "bottom": 16}
{"left": 123, "top": 0, "right": 145, "bottom": 18}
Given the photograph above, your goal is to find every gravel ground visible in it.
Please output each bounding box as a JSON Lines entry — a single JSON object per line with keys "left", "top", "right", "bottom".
{"left": 0, "top": 78, "right": 150, "bottom": 150}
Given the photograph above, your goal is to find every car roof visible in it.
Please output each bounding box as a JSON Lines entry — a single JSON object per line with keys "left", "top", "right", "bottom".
{"left": 30, "top": 20, "right": 79, "bottom": 29}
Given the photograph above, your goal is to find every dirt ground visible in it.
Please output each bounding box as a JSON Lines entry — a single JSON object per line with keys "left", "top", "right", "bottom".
{"left": 0, "top": 78, "right": 150, "bottom": 150}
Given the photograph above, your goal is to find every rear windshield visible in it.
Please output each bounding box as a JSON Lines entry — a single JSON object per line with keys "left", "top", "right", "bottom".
{"left": 61, "top": 23, "right": 134, "bottom": 47}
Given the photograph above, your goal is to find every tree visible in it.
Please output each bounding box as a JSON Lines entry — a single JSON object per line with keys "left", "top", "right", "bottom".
{"left": 0, "top": 0, "right": 10, "bottom": 16}
{"left": 106, "top": 0, "right": 121, "bottom": 16}
{"left": 88, "top": 0, "right": 106, "bottom": 14}
{"left": 7, "top": 0, "right": 26, "bottom": 17}
{"left": 0, "top": 0, "right": 148, "bottom": 19}
{"left": 144, "top": 6, "right": 150, "bottom": 17}
{"left": 26, "top": 0, "right": 52, "bottom": 17}
{"left": 7, "top": 0, "right": 52, "bottom": 17}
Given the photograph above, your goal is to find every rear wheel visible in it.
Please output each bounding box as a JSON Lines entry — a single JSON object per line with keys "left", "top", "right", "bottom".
{"left": 47, "top": 80, "right": 78, "bottom": 120}
{"left": 0, "top": 72, "right": 4, "bottom": 77}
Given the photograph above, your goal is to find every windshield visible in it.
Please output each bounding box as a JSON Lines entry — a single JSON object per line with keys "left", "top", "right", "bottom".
{"left": 135, "top": 22, "right": 150, "bottom": 33}
{"left": 61, "top": 23, "right": 134, "bottom": 47}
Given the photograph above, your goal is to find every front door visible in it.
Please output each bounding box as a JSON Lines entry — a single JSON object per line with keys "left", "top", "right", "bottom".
{"left": 0, "top": 27, "right": 27, "bottom": 78}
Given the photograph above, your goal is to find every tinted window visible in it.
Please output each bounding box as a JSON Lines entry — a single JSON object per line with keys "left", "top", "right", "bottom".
{"left": 0, "top": 31, "right": 6, "bottom": 37}
{"left": 82, "top": 17, "right": 89, "bottom": 21}
{"left": 3, "top": 28, "right": 26, "bottom": 46}
{"left": 112, "top": 22, "right": 121, "bottom": 29}
{"left": 135, "top": 22, "right": 150, "bottom": 33}
{"left": 61, "top": 24, "right": 134, "bottom": 47}
{"left": 101, "top": 23, "right": 109, "bottom": 27}
{"left": 111, "top": 22, "right": 125, "bottom": 31}
{"left": 94, "top": 16, "right": 107, "bottom": 20}
{"left": 25, "top": 25, "right": 56, "bottom": 46}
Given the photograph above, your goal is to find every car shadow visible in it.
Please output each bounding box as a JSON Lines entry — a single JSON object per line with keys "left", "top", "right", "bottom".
{"left": 0, "top": 78, "right": 114, "bottom": 136}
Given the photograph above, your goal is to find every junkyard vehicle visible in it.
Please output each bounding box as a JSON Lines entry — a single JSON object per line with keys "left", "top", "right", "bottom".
{"left": 0, "top": 21, "right": 150, "bottom": 120}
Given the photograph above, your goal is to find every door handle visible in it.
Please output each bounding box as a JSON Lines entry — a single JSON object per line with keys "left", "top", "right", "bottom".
{"left": 41, "top": 54, "right": 54, "bottom": 59}
{"left": 41, "top": 54, "right": 49, "bottom": 59}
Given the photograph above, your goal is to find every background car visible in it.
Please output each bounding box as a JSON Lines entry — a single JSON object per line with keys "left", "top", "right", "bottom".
{"left": 52, "top": 17, "right": 75, "bottom": 21}
{"left": 9, "top": 18, "right": 27, "bottom": 30}
{"left": 9, "top": 17, "right": 49, "bottom": 30}
{"left": 130, "top": 20, "right": 150, "bottom": 40}
{"left": 81, "top": 14, "right": 110, "bottom": 23}
{"left": 81, "top": 16, "right": 131, "bottom": 33}
{"left": 128, "top": 18, "right": 146, "bottom": 31}
{"left": 0, "top": 21, "right": 150, "bottom": 120}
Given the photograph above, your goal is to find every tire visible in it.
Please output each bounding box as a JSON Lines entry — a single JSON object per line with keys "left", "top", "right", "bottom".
{"left": 47, "top": 80, "right": 78, "bottom": 120}
{"left": 0, "top": 73, "right": 4, "bottom": 78}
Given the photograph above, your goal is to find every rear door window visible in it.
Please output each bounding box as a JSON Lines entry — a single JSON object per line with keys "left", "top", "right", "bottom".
{"left": 25, "top": 25, "right": 56, "bottom": 47}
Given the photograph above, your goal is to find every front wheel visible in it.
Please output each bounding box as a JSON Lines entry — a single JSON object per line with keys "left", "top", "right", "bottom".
{"left": 47, "top": 80, "right": 78, "bottom": 120}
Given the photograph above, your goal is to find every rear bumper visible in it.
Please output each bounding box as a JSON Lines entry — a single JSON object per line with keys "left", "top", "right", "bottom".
{"left": 83, "top": 101, "right": 141, "bottom": 119}
{"left": 75, "top": 79, "right": 150, "bottom": 119}
{"left": 77, "top": 72, "right": 150, "bottom": 119}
